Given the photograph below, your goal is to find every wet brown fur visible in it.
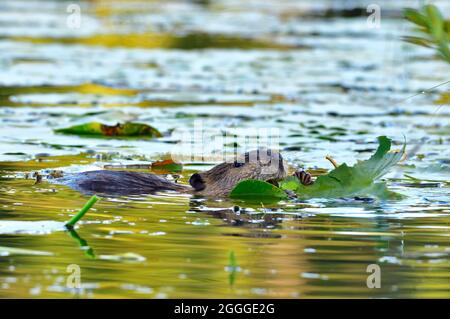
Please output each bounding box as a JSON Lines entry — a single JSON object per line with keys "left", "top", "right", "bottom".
{"left": 53, "top": 149, "right": 289, "bottom": 197}
{"left": 190, "top": 149, "right": 287, "bottom": 197}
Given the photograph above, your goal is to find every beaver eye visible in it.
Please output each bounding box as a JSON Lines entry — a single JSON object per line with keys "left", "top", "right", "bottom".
{"left": 233, "top": 161, "right": 244, "bottom": 168}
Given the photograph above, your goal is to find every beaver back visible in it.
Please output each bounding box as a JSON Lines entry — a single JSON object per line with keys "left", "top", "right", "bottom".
{"left": 52, "top": 170, "right": 187, "bottom": 196}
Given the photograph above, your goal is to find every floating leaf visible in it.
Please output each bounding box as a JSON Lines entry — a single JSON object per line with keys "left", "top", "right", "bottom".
{"left": 151, "top": 159, "right": 182, "bottom": 173}
{"left": 280, "top": 136, "right": 406, "bottom": 200}
{"left": 55, "top": 122, "right": 162, "bottom": 138}
{"left": 230, "top": 179, "right": 288, "bottom": 201}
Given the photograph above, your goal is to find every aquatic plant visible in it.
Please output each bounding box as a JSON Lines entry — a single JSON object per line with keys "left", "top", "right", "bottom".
{"left": 230, "top": 179, "right": 288, "bottom": 201}
{"left": 403, "top": 4, "right": 450, "bottom": 63}
{"left": 231, "top": 136, "right": 405, "bottom": 200}
{"left": 55, "top": 122, "right": 162, "bottom": 138}
{"left": 65, "top": 195, "right": 100, "bottom": 228}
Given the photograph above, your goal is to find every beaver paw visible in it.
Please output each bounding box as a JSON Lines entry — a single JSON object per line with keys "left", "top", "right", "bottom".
{"left": 294, "top": 170, "right": 314, "bottom": 186}
{"left": 284, "top": 189, "right": 297, "bottom": 199}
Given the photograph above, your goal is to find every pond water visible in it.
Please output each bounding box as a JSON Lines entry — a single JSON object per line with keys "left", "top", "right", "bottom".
{"left": 0, "top": 0, "right": 449, "bottom": 298}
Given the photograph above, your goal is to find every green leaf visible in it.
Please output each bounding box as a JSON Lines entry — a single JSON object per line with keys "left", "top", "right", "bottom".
{"left": 280, "top": 136, "right": 406, "bottom": 200}
{"left": 425, "top": 4, "right": 444, "bottom": 40}
{"left": 402, "top": 36, "right": 433, "bottom": 48}
{"left": 230, "top": 179, "right": 288, "bottom": 201}
{"left": 404, "top": 8, "right": 429, "bottom": 28}
{"left": 55, "top": 122, "right": 162, "bottom": 138}
{"left": 437, "top": 42, "right": 450, "bottom": 63}
{"left": 352, "top": 136, "right": 405, "bottom": 180}
{"left": 404, "top": 5, "right": 450, "bottom": 64}
{"left": 445, "top": 20, "right": 450, "bottom": 35}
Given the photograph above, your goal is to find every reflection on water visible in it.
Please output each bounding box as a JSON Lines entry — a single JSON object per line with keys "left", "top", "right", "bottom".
{"left": 0, "top": 0, "right": 449, "bottom": 298}
{"left": 1, "top": 166, "right": 449, "bottom": 298}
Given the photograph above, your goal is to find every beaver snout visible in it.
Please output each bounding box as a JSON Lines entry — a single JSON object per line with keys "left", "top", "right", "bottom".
{"left": 190, "top": 149, "right": 288, "bottom": 197}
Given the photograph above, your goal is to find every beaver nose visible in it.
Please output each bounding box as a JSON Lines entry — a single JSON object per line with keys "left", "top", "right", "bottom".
{"left": 189, "top": 173, "right": 206, "bottom": 191}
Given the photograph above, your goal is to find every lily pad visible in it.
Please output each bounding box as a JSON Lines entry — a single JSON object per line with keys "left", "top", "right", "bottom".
{"left": 55, "top": 122, "right": 162, "bottom": 138}
{"left": 151, "top": 159, "right": 183, "bottom": 173}
{"left": 230, "top": 179, "right": 288, "bottom": 201}
{"left": 280, "top": 136, "right": 406, "bottom": 200}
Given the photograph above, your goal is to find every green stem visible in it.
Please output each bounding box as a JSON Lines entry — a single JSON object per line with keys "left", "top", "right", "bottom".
{"left": 65, "top": 195, "right": 99, "bottom": 228}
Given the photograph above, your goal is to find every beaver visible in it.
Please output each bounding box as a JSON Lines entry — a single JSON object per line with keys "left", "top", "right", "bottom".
{"left": 51, "top": 149, "right": 313, "bottom": 197}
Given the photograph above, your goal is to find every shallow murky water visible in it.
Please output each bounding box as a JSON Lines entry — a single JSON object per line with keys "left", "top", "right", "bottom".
{"left": 0, "top": 0, "right": 449, "bottom": 298}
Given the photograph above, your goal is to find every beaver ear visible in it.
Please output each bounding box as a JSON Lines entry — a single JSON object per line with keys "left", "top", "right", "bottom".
{"left": 189, "top": 173, "right": 206, "bottom": 191}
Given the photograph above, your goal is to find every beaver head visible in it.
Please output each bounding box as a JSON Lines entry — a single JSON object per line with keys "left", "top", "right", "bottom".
{"left": 189, "top": 149, "right": 288, "bottom": 197}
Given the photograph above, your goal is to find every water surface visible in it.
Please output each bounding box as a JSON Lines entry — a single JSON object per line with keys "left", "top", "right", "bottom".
{"left": 0, "top": 0, "right": 449, "bottom": 298}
